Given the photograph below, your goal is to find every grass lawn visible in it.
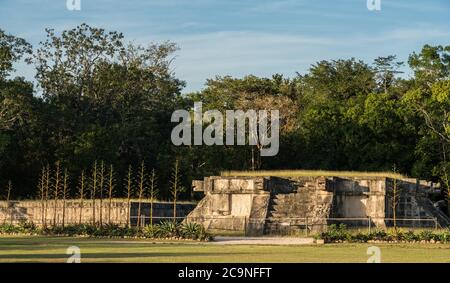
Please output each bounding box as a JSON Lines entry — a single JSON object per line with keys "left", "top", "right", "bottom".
{"left": 0, "top": 236, "right": 449, "bottom": 263}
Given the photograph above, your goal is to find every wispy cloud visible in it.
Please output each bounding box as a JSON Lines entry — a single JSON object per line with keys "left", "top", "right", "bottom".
{"left": 2, "top": 0, "right": 450, "bottom": 92}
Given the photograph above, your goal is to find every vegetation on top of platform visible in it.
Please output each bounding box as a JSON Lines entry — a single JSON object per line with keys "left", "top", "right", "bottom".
{"left": 221, "top": 170, "right": 406, "bottom": 179}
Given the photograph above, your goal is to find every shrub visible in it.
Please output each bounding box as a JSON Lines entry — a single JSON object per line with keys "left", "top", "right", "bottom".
{"left": 402, "top": 230, "right": 418, "bottom": 242}
{"left": 0, "top": 223, "right": 18, "bottom": 234}
{"left": 180, "top": 222, "right": 211, "bottom": 240}
{"left": 418, "top": 230, "right": 434, "bottom": 241}
{"left": 142, "top": 225, "right": 156, "bottom": 238}
{"left": 319, "top": 224, "right": 351, "bottom": 243}
{"left": 154, "top": 220, "right": 179, "bottom": 238}
{"left": 370, "top": 229, "right": 388, "bottom": 241}
{"left": 353, "top": 232, "right": 370, "bottom": 243}
{"left": 437, "top": 230, "right": 450, "bottom": 243}
{"left": 180, "top": 222, "right": 202, "bottom": 239}
{"left": 18, "top": 221, "right": 38, "bottom": 233}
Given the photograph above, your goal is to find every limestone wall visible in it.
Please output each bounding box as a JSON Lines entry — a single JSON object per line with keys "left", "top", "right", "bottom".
{"left": 331, "top": 177, "right": 386, "bottom": 226}
{"left": 0, "top": 199, "right": 195, "bottom": 226}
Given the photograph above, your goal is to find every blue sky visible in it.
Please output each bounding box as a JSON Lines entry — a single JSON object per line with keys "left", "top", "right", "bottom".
{"left": 1, "top": 0, "right": 449, "bottom": 93}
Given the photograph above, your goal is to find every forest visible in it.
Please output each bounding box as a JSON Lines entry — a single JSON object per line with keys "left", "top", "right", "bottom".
{"left": 0, "top": 24, "right": 449, "bottom": 201}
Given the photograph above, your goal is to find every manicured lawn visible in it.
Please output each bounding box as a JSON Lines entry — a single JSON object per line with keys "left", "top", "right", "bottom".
{"left": 0, "top": 236, "right": 448, "bottom": 263}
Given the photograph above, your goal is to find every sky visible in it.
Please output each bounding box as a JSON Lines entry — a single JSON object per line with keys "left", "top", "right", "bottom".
{"left": 1, "top": 0, "right": 449, "bottom": 93}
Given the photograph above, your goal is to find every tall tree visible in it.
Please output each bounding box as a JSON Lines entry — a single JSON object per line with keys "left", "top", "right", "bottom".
{"left": 52, "top": 162, "right": 61, "bottom": 226}
{"left": 0, "top": 29, "right": 32, "bottom": 80}
{"left": 136, "top": 161, "right": 146, "bottom": 228}
{"left": 78, "top": 170, "right": 86, "bottom": 224}
{"left": 170, "top": 159, "right": 185, "bottom": 223}
{"left": 125, "top": 165, "right": 133, "bottom": 227}
{"left": 107, "top": 164, "right": 115, "bottom": 224}
{"left": 373, "top": 55, "right": 404, "bottom": 93}
{"left": 148, "top": 168, "right": 159, "bottom": 226}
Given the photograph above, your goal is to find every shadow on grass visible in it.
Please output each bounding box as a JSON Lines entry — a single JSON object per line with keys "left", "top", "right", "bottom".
{"left": 0, "top": 251, "right": 248, "bottom": 260}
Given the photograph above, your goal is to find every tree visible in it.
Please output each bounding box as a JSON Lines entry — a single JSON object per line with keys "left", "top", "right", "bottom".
{"left": 408, "top": 45, "right": 450, "bottom": 87}
{"left": 403, "top": 79, "right": 450, "bottom": 183}
{"left": 5, "top": 180, "right": 12, "bottom": 224}
{"left": 90, "top": 161, "right": 98, "bottom": 225}
{"left": 107, "top": 164, "right": 116, "bottom": 224}
{"left": 373, "top": 55, "right": 404, "bottom": 93}
{"left": 78, "top": 170, "right": 86, "bottom": 224}
{"left": 61, "top": 168, "right": 69, "bottom": 227}
{"left": 0, "top": 78, "right": 34, "bottom": 132}
{"left": 28, "top": 23, "right": 185, "bottom": 197}
{"left": 37, "top": 167, "right": 46, "bottom": 225}
{"left": 52, "top": 162, "right": 62, "bottom": 226}
{"left": 148, "top": 168, "right": 159, "bottom": 226}
{"left": 170, "top": 159, "right": 185, "bottom": 223}
{"left": 441, "top": 165, "right": 450, "bottom": 216}
{"left": 0, "top": 30, "right": 34, "bottom": 175}
{"left": 136, "top": 161, "right": 147, "bottom": 228}
{"left": 125, "top": 165, "right": 133, "bottom": 227}
{"left": 6, "top": 180, "right": 12, "bottom": 201}
{"left": 44, "top": 165, "right": 50, "bottom": 227}
{"left": 389, "top": 165, "right": 401, "bottom": 230}
{"left": 98, "top": 161, "right": 106, "bottom": 226}
{"left": 303, "top": 58, "right": 376, "bottom": 100}
{"left": 0, "top": 29, "right": 32, "bottom": 80}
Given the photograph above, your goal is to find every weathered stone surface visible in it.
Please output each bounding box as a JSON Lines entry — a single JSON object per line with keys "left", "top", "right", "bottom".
{"left": 187, "top": 175, "right": 450, "bottom": 234}
{"left": 0, "top": 199, "right": 195, "bottom": 226}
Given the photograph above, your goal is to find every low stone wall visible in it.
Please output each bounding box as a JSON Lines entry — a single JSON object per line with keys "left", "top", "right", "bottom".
{"left": 0, "top": 199, "right": 196, "bottom": 226}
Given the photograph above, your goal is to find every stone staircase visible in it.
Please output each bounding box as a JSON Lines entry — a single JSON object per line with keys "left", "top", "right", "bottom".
{"left": 263, "top": 179, "right": 332, "bottom": 234}
{"left": 415, "top": 197, "right": 450, "bottom": 228}
{"left": 387, "top": 192, "right": 450, "bottom": 228}
{"left": 263, "top": 194, "right": 309, "bottom": 235}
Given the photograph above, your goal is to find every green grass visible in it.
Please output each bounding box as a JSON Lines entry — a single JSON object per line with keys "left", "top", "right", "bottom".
{"left": 0, "top": 236, "right": 448, "bottom": 263}
{"left": 221, "top": 170, "right": 406, "bottom": 179}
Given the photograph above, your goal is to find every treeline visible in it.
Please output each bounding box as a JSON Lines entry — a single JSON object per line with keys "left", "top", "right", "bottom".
{"left": 0, "top": 24, "right": 449, "bottom": 201}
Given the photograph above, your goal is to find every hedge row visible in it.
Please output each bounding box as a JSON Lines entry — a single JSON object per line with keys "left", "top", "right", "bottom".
{"left": 317, "top": 224, "right": 450, "bottom": 243}
{"left": 0, "top": 221, "right": 212, "bottom": 241}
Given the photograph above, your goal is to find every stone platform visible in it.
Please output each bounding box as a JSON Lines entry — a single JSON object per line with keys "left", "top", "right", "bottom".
{"left": 186, "top": 175, "right": 449, "bottom": 235}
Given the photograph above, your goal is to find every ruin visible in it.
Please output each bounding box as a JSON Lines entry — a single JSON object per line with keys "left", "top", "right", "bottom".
{"left": 186, "top": 175, "right": 450, "bottom": 235}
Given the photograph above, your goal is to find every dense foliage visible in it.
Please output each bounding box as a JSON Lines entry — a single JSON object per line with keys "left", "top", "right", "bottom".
{"left": 0, "top": 25, "right": 449, "bottom": 209}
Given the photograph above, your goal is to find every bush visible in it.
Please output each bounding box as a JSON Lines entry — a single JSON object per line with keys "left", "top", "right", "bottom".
{"left": 437, "top": 230, "right": 450, "bottom": 243}
{"left": 180, "top": 222, "right": 211, "bottom": 241}
{"left": 370, "top": 229, "right": 387, "bottom": 241}
{"left": 18, "top": 221, "right": 38, "bottom": 233}
{"left": 154, "top": 220, "right": 179, "bottom": 238}
{"left": 0, "top": 221, "right": 38, "bottom": 235}
{"left": 320, "top": 224, "right": 351, "bottom": 243}
{"left": 353, "top": 232, "right": 370, "bottom": 242}
{"left": 0, "top": 223, "right": 19, "bottom": 234}
{"left": 180, "top": 222, "right": 201, "bottom": 239}
{"left": 418, "top": 230, "right": 434, "bottom": 241}
{"left": 401, "top": 230, "right": 418, "bottom": 242}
